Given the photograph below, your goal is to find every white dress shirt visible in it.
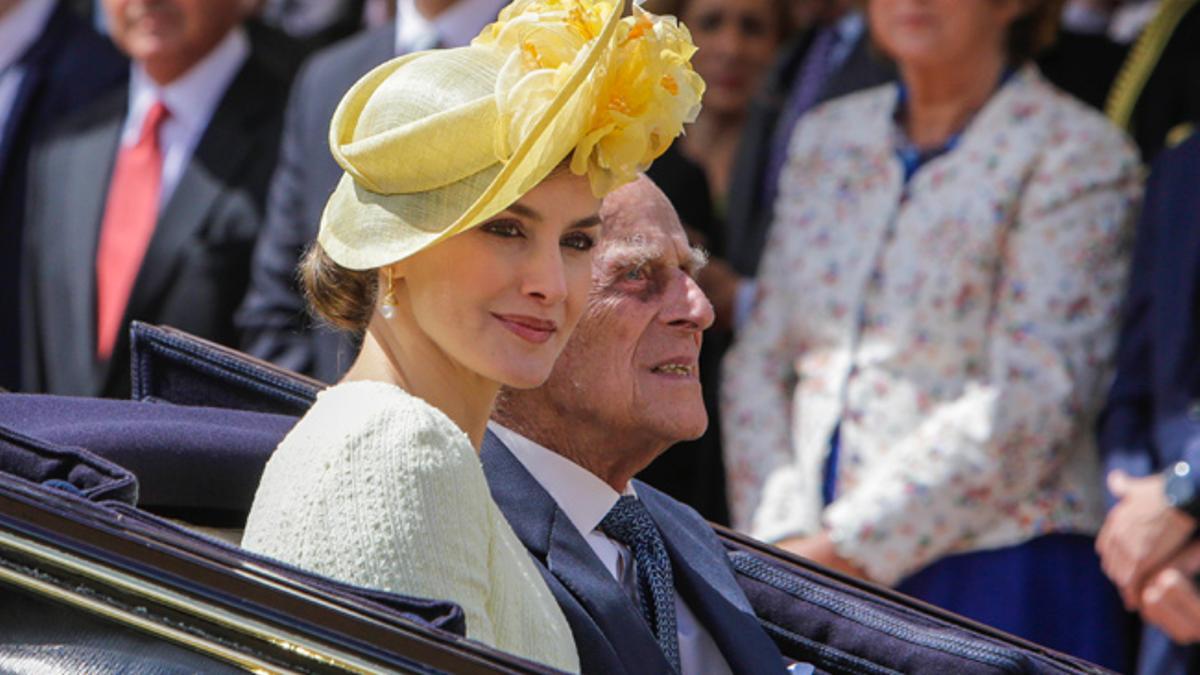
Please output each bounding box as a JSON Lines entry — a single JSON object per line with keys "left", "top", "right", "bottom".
{"left": 394, "top": 0, "right": 507, "bottom": 52}
{"left": 120, "top": 27, "right": 249, "bottom": 209}
{"left": 489, "top": 422, "right": 734, "bottom": 675}
{"left": 0, "top": 0, "right": 55, "bottom": 140}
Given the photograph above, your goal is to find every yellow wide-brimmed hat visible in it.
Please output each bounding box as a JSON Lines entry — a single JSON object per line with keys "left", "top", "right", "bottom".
{"left": 318, "top": 0, "right": 704, "bottom": 270}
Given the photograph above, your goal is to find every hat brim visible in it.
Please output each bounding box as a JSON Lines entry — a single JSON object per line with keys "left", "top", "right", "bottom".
{"left": 319, "top": 0, "right": 625, "bottom": 271}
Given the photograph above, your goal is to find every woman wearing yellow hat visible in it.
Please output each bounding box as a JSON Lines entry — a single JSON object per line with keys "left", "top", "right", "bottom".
{"left": 241, "top": 0, "right": 703, "bottom": 670}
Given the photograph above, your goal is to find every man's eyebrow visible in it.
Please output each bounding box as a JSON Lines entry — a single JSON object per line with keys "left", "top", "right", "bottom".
{"left": 684, "top": 245, "right": 709, "bottom": 276}
{"left": 601, "top": 238, "right": 661, "bottom": 269}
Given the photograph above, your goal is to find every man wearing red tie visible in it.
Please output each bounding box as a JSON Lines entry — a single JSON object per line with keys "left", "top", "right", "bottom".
{"left": 21, "top": 0, "right": 292, "bottom": 397}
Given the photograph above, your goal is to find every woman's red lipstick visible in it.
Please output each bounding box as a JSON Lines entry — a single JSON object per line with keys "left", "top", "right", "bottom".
{"left": 493, "top": 314, "right": 557, "bottom": 344}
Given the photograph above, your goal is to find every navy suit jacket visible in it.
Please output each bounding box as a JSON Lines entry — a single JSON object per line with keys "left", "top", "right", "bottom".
{"left": 1098, "top": 135, "right": 1200, "bottom": 674}
{"left": 0, "top": 3, "right": 127, "bottom": 391}
{"left": 1100, "top": 134, "right": 1200, "bottom": 486}
{"left": 480, "top": 431, "right": 785, "bottom": 675}
{"left": 236, "top": 26, "right": 396, "bottom": 384}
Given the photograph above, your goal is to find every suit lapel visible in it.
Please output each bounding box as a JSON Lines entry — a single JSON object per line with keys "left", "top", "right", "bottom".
{"left": 639, "top": 485, "right": 785, "bottom": 674}
{"left": 543, "top": 514, "right": 673, "bottom": 674}
{"left": 0, "top": 65, "right": 40, "bottom": 177}
{"left": 0, "top": 3, "right": 62, "bottom": 179}
{"left": 480, "top": 432, "right": 672, "bottom": 675}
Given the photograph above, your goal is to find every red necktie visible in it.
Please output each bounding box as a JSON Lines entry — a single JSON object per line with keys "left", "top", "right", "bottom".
{"left": 95, "top": 101, "right": 169, "bottom": 360}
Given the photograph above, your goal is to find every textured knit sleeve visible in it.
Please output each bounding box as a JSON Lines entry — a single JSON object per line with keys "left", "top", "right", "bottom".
{"left": 823, "top": 118, "right": 1143, "bottom": 585}
{"left": 242, "top": 386, "right": 496, "bottom": 645}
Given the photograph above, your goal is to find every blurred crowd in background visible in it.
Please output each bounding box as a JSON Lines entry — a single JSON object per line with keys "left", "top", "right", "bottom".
{"left": 4, "top": 0, "right": 1200, "bottom": 672}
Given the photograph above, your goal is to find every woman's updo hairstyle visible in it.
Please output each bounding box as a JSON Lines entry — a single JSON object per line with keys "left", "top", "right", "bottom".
{"left": 301, "top": 242, "right": 378, "bottom": 334}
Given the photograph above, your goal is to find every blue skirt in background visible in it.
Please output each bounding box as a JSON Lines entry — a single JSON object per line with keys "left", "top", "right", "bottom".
{"left": 895, "top": 533, "right": 1129, "bottom": 671}
{"left": 823, "top": 429, "right": 1130, "bottom": 671}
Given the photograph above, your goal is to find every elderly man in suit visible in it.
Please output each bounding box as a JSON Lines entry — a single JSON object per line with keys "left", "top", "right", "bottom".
{"left": 0, "top": 0, "right": 126, "bottom": 392}
{"left": 235, "top": 0, "right": 505, "bottom": 384}
{"left": 482, "top": 176, "right": 787, "bottom": 675}
{"left": 1098, "top": 133, "right": 1200, "bottom": 675}
{"left": 21, "top": 0, "right": 292, "bottom": 397}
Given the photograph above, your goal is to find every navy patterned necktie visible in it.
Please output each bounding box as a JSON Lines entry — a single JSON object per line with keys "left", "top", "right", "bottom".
{"left": 599, "top": 496, "right": 681, "bottom": 673}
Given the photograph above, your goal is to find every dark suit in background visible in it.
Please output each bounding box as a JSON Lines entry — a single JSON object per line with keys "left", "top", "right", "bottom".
{"left": 1099, "top": 134, "right": 1200, "bottom": 675}
{"left": 724, "top": 26, "right": 894, "bottom": 279}
{"left": 1035, "top": 28, "right": 1127, "bottom": 111}
{"left": 236, "top": 26, "right": 395, "bottom": 384}
{"left": 21, "top": 48, "right": 291, "bottom": 398}
{"left": 481, "top": 431, "right": 786, "bottom": 675}
{"left": 0, "top": 2, "right": 127, "bottom": 392}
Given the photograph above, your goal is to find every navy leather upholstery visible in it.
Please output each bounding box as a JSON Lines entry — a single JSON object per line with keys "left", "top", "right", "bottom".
{"left": 0, "top": 394, "right": 294, "bottom": 517}
{"left": 0, "top": 420, "right": 137, "bottom": 505}
{"left": 130, "top": 322, "right": 322, "bottom": 415}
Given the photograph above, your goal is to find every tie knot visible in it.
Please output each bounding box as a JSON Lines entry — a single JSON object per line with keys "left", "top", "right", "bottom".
{"left": 599, "top": 495, "right": 656, "bottom": 547}
{"left": 139, "top": 101, "right": 170, "bottom": 144}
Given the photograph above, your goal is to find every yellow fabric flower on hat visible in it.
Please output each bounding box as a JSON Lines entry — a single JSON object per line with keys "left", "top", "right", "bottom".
{"left": 474, "top": 0, "right": 704, "bottom": 197}
{"left": 572, "top": 5, "right": 704, "bottom": 195}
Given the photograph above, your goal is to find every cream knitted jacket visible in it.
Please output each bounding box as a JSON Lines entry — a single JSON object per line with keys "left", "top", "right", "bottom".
{"left": 242, "top": 381, "right": 580, "bottom": 673}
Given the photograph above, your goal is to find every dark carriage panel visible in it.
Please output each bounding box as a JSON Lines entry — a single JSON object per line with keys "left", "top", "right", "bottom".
{"left": 0, "top": 582, "right": 246, "bottom": 675}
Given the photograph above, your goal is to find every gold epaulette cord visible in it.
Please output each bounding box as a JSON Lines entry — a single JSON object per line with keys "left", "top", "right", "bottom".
{"left": 1105, "top": 0, "right": 1199, "bottom": 132}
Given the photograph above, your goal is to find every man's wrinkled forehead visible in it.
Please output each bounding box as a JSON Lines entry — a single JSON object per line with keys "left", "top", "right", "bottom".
{"left": 597, "top": 176, "right": 705, "bottom": 277}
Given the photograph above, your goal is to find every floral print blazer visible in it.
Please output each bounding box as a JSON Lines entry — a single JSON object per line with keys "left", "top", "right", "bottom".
{"left": 722, "top": 65, "right": 1142, "bottom": 586}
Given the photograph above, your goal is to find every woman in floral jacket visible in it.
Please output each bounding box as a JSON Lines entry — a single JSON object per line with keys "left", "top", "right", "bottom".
{"left": 722, "top": 0, "right": 1141, "bottom": 667}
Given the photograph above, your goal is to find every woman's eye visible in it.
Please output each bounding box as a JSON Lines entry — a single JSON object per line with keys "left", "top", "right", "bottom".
{"left": 481, "top": 220, "right": 523, "bottom": 238}
{"left": 561, "top": 231, "right": 595, "bottom": 252}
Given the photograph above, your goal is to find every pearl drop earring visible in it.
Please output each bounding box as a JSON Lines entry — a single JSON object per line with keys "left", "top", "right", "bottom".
{"left": 380, "top": 270, "right": 398, "bottom": 319}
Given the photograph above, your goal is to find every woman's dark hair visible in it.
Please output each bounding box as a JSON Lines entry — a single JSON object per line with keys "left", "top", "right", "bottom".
{"left": 300, "top": 242, "right": 379, "bottom": 334}
{"left": 1008, "top": 0, "right": 1064, "bottom": 63}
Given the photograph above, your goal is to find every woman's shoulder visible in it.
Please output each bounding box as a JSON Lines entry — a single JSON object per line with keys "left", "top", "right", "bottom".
{"left": 298, "top": 381, "right": 476, "bottom": 465}
{"left": 998, "top": 65, "right": 1139, "bottom": 164}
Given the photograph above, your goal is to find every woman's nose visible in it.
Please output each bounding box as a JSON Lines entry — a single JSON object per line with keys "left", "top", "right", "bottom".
{"left": 521, "top": 244, "right": 569, "bottom": 305}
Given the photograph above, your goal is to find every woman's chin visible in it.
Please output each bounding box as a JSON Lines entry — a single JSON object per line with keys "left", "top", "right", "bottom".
{"left": 489, "top": 363, "right": 555, "bottom": 391}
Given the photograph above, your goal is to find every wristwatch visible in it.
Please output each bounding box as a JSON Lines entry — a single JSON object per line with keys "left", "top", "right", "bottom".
{"left": 1164, "top": 461, "right": 1200, "bottom": 520}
